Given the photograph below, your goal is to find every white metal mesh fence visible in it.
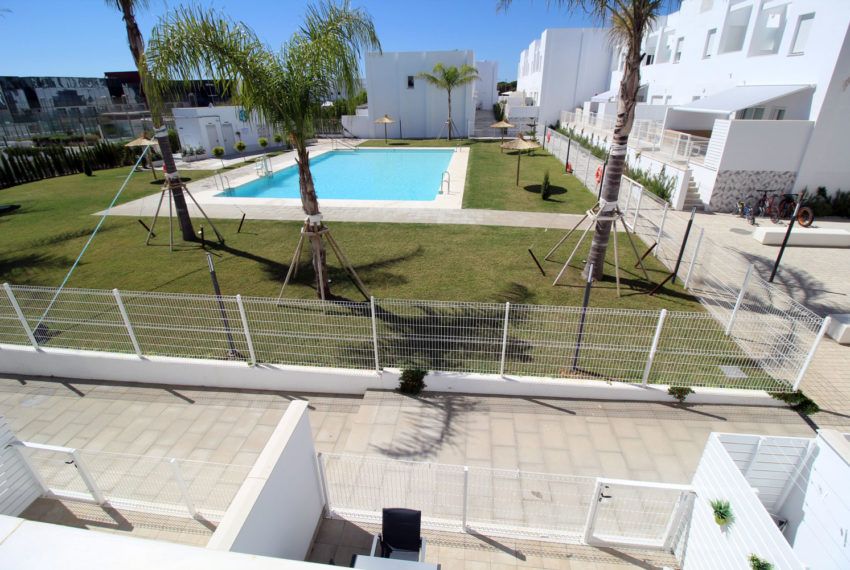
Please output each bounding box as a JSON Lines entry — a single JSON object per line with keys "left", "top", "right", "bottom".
{"left": 320, "top": 453, "right": 692, "bottom": 550}
{"left": 0, "top": 280, "right": 820, "bottom": 391}
{"left": 20, "top": 444, "right": 251, "bottom": 521}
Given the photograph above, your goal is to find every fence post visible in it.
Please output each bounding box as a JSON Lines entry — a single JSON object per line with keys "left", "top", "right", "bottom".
{"left": 370, "top": 296, "right": 380, "bottom": 374}
{"left": 316, "top": 452, "right": 332, "bottom": 512}
{"left": 462, "top": 466, "right": 469, "bottom": 531}
{"left": 169, "top": 458, "right": 199, "bottom": 518}
{"left": 112, "top": 289, "right": 142, "bottom": 357}
{"left": 793, "top": 316, "right": 831, "bottom": 391}
{"left": 725, "top": 265, "right": 753, "bottom": 336}
{"left": 623, "top": 181, "right": 634, "bottom": 215}
{"left": 499, "top": 302, "right": 510, "bottom": 375}
{"left": 642, "top": 309, "right": 667, "bottom": 387}
{"left": 655, "top": 203, "right": 669, "bottom": 256}
{"left": 235, "top": 294, "right": 256, "bottom": 366}
{"left": 632, "top": 187, "right": 643, "bottom": 229}
{"left": 683, "top": 228, "right": 704, "bottom": 290}
{"left": 71, "top": 450, "right": 106, "bottom": 505}
{"left": 3, "top": 283, "right": 38, "bottom": 349}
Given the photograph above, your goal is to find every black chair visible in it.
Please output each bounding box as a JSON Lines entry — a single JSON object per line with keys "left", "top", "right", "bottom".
{"left": 370, "top": 508, "right": 426, "bottom": 562}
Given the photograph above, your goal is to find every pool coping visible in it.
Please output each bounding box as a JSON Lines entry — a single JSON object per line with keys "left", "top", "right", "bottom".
{"left": 177, "top": 143, "right": 468, "bottom": 211}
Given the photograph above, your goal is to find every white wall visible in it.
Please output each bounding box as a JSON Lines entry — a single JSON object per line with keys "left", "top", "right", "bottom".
{"left": 684, "top": 434, "right": 803, "bottom": 570}
{"left": 0, "top": 417, "right": 42, "bottom": 517}
{"left": 0, "top": 343, "right": 783, "bottom": 406}
{"left": 717, "top": 119, "right": 813, "bottom": 172}
{"left": 777, "top": 430, "right": 850, "bottom": 570}
{"left": 341, "top": 114, "right": 375, "bottom": 139}
{"left": 0, "top": 514, "right": 321, "bottom": 570}
{"left": 517, "top": 28, "right": 613, "bottom": 127}
{"left": 173, "top": 106, "right": 282, "bottom": 157}
{"left": 364, "top": 50, "right": 475, "bottom": 139}
{"left": 208, "top": 401, "right": 323, "bottom": 561}
{"left": 473, "top": 60, "right": 498, "bottom": 109}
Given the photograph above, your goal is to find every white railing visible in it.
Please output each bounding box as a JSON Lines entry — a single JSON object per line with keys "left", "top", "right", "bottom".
{"left": 544, "top": 128, "right": 826, "bottom": 391}
{"left": 440, "top": 170, "right": 450, "bottom": 195}
{"left": 16, "top": 441, "right": 251, "bottom": 521}
{"left": 0, "top": 277, "right": 825, "bottom": 392}
{"left": 319, "top": 452, "right": 694, "bottom": 555}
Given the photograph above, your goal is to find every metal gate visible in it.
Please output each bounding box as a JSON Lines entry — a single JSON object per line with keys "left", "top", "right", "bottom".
{"left": 584, "top": 478, "right": 694, "bottom": 550}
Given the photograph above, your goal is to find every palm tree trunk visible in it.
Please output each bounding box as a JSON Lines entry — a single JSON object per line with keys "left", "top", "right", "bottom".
{"left": 582, "top": 44, "right": 641, "bottom": 281}
{"left": 447, "top": 89, "right": 452, "bottom": 141}
{"left": 294, "top": 139, "right": 330, "bottom": 298}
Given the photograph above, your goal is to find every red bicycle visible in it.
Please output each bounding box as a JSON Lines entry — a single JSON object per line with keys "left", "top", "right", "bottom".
{"left": 757, "top": 191, "right": 814, "bottom": 227}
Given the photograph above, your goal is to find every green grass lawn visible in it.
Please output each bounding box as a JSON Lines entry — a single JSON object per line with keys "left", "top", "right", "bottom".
{"left": 0, "top": 166, "right": 697, "bottom": 310}
{"left": 359, "top": 139, "right": 597, "bottom": 214}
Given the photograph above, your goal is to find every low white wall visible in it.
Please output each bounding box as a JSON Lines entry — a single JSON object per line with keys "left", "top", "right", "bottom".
{"left": 0, "top": 344, "right": 783, "bottom": 407}
{"left": 341, "top": 114, "right": 375, "bottom": 139}
{"left": 208, "top": 401, "right": 323, "bottom": 560}
{"left": 718, "top": 120, "right": 813, "bottom": 173}
{"left": 684, "top": 434, "right": 803, "bottom": 570}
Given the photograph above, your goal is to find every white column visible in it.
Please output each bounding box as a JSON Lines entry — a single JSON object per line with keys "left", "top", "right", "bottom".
{"left": 725, "top": 265, "right": 754, "bottom": 336}
{"left": 499, "top": 302, "right": 510, "bottom": 375}
{"left": 112, "top": 289, "right": 142, "bottom": 357}
{"left": 642, "top": 309, "right": 667, "bottom": 386}
{"left": 235, "top": 294, "right": 257, "bottom": 366}
{"left": 3, "top": 283, "right": 38, "bottom": 349}
{"left": 169, "top": 458, "right": 199, "bottom": 518}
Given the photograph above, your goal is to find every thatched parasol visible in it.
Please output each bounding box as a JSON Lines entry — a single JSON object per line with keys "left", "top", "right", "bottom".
{"left": 501, "top": 136, "right": 541, "bottom": 186}
{"left": 374, "top": 114, "right": 396, "bottom": 144}
{"left": 490, "top": 119, "right": 515, "bottom": 150}
{"left": 125, "top": 136, "right": 160, "bottom": 179}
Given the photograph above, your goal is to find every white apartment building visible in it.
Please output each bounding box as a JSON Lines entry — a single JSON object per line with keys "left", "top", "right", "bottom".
{"left": 512, "top": 28, "right": 613, "bottom": 130}
{"left": 567, "top": 0, "right": 850, "bottom": 211}
{"left": 342, "top": 50, "right": 478, "bottom": 139}
{"left": 473, "top": 59, "right": 499, "bottom": 110}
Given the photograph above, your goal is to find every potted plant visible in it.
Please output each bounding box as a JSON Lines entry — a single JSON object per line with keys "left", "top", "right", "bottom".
{"left": 212, "top": 146, "right": 226, "bottom": 170}
{"left": 710, "top": 499, "right": 734, "bottom": 527}
{"left": 668, "top": 386, "right": 694, "bottom": 404}
{"left": 748, "top": 554, "right": 773, "bottom": 570}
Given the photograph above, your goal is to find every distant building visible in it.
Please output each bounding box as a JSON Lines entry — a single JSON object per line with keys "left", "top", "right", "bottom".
{"left": 343, "top": 50, "right": 478, "bottom": 139}
{"left": 512, "top": 28, "right": 613, "bottom": 131}
{"left": 172, "top": 106, "right": 283, "bottom": 158}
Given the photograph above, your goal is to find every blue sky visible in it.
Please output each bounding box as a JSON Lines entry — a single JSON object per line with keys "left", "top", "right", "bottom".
{"left": 0, "top": 0, "right": 604, "bottom": 81}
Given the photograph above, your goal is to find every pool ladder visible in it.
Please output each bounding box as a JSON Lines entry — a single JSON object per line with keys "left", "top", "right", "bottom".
{"left": 213, "top": 172, "right": 231, "bottom": 192}
{"left": 440, "top": 171, "right": 451, "bottom": 195}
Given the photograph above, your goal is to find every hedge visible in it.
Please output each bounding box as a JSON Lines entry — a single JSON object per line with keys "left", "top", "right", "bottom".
{"left": 0, "top": 142, "right": 140, "bottom": 189}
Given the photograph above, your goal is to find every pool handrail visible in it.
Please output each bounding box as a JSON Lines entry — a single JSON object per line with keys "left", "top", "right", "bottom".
{"left": 440, "top": 170, "right": 451, "bottom": 195}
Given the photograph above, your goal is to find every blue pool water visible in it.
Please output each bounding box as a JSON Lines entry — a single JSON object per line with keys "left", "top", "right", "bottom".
{"left": 218, "top": 149, "right": 454, "bottom": 201}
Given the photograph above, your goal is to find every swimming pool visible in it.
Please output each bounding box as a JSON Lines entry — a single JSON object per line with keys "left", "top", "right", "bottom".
{"left": 217, "top": 148, "right": 454, "bottom": 201}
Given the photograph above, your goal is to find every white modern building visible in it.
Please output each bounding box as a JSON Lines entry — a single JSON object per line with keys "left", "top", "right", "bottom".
{"left": 564, "top": 0, "right": 850, "bottom": 211}
{"left": 172, "top": 106, "right": 284, "bottom": 158}
{"left": 473, "top": 59, "right": 499, "bottom": 110}
{"left": 342, "top": 50, "right": 478, "bottom": 139}
{"left": 511, "top": 28, "right": 613, "bottom": 130}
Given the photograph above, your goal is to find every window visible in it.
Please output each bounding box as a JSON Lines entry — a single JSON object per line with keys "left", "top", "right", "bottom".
{"left": 704, "top": 29, "right": 717, "bottom": 58}
{"left": 645, "top": 53, "right": 655, "bottom": 65}
{"left": 772, "top": 108, "right": 786, "bottom": 120}
{"left": 674, "top": 37, "right": 684, "bottom": 63}
{"left": 700, "top": 0, "right": 714, "bottom": 12}
{"left": 790, "top": 13, "right": 814, "bottom": 55}
{"left": 720, "top": 5, "right": 753, "bottom": 53}
{"left": 650, "top": 95, "right": 664, "bottom": 105}
{"left": 407, "top": 76, "right": 414, "bottom": 89}
{"left": 740, "top": 107, "right": 765, "bottom": 120}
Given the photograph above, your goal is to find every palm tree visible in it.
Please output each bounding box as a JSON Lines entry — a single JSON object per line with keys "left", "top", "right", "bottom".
{"left": 417, "top": 63, "right": 478, "bottom": 140}
{"left": 499, "top": 0, "right": 671, "bottom": 280}
{"left": 142, "top": 1, "right": 380, "bottom": 297}
{"left": 106, "top": 0, "right": 197, "bottom": 242}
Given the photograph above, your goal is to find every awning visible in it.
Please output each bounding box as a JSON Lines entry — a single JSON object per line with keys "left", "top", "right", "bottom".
{"left": 672, "top": 84, "right": 814, "bottom": 114}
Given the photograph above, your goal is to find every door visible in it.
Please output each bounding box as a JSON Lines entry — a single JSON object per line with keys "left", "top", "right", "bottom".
{"left": 221, "top": 122, "right": 236, "bottom": 153}
{"left": 584, "top": 478, "right": 693, "bottom": 550}
{"left": 205, "top": 123, "right": 221, "bottom": 151}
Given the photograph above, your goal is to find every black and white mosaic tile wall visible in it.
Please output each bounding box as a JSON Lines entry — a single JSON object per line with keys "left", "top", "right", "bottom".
{"left": 709, "top": 170, "right": 797, "bottom": 212}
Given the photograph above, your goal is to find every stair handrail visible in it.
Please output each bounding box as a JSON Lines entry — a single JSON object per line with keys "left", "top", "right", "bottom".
{"left": 440, "top": 171, "right": 451, "bottom": 195}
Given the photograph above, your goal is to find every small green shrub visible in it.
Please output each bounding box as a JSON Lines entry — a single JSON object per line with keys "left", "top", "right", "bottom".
{"left": 710, "top": 499, "right": 734, "bottom": 526}
{"left": 167, "top": 128, "right": 180, "bottom": 152}
{"left": 398, "top": 368, "right": 427, "bottom": 395}
{"left": 668, "top": 386, "right": 694, "bottom": 403}
{"left": 770, "top": 390, "right": 820, "bottom": 416}
{"left": 273, "top": 133, "right": 283, "bottom": 144}
{"left": 748, "top": 554, "right": 773, "bottom": 570}
{"left": 234, "top": 140, "right": 247, "bottom": 153}
{"left": 212, "top": 146, "right": 225, "bottom": 158}
{"left": 625, "top": 164, "right": 676, "bottom": 203}
{"left": 82, "top": 161, "right": 93, "bottom": 177}
{"left": 257, "top": 137, "right": 268, "bottom": 149}
{"left": 541, "top": 170, "right": 552, "bottom": 200}
{"left": 493, "top": 102, "right": 505, "bottom": 122}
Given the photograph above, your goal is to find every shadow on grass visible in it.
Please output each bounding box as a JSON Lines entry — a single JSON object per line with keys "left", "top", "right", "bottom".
{"left": 523, "top": 184, "right": 568, "bottom": 199}
{"left": 0, "top": 252, "right": 72, "bottom": 282}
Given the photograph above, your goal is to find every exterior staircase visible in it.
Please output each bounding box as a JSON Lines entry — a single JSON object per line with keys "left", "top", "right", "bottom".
{"left": 472, "top": 107, "right": 498, "bottom": 138}
{"left": 682, "top": 178, "right": 706, "bottom": 212}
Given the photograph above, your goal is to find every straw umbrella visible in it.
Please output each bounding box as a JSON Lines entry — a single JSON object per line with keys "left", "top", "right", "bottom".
{"left": 500, "top": 136, "right": 541, "bottom": 186}
{"left": 374, "top": 114, "right": 396, "bottom": 144}
{"left": 490, "top": 119, "right": 515, "bottom": 151}
{"left": 125, "top": 135, "right": 160, "bottom": 180}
